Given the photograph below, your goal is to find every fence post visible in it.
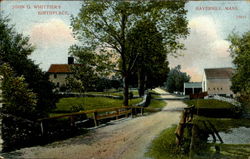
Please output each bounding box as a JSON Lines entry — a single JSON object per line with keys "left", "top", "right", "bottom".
{"left": 140, "top": 107, "right": 143, "bottom": 116}
{"left": 40, "top": 121, "right": 44, "bottom": 136}
{"left": 70, "top": 116, "right": 75, "bottom": 127}
{"left": 93, "top": 111, "right": 98, "bottom": 127}
{"left": 116, "top": 109, "right": 119, "bottom": 119}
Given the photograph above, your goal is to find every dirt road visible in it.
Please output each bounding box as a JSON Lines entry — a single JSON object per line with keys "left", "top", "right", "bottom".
{"left": 12, "top": 88, "right": 187, "bottom": 159}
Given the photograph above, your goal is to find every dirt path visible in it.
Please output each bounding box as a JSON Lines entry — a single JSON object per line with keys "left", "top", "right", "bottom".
{"left": 10, "top": 88, "right": 187, "bottom": 159}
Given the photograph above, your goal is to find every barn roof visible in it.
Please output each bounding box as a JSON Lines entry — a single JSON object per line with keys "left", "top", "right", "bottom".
{"left": 204, "top": 67, "right": 234, "bottom": 79}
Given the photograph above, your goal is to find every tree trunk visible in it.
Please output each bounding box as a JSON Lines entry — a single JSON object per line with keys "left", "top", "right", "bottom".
{"left": 123, "top": 75, "right": 129, "bottom": 106}
{"left": 138, "top": 68, "right": 145, "bottom": 97}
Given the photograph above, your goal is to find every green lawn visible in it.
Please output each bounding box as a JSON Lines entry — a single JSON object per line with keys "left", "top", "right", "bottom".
{"left": 145, "top": 125, "right": 189, "bottom": 159}
{"left": 54, "top": 97, "right": 142, "bottom": 112}
{"left": 184, "top": 99, "right": 235, "bottom": 109}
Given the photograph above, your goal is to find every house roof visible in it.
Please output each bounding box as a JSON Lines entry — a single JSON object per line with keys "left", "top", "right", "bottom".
{"left": 47, "top": 64, "right": 71, "bottom": 73}
{"left": 204, "top": 67, "right": 234, "bottom": 79}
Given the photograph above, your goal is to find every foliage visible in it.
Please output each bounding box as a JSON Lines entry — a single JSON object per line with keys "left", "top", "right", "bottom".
{"left": 0, "top": 64, "right": 41, "bottom": 152}
{"left": 227, "top": 31, "right": 250, "bottom": 112}
{"left": 0, "top": 64, "right": 37, "bottom": 119}
{"left": 94, "top": 77, "right": 122, "bottom": 92}
{"left": 146, "top": 125, "right": 189, "bottom": 159}
{"left": 126, "top": 19, "right": 170, "bottom": 96}
{"left": 68, "top": 45, "right": 114, "bottom": 92}
{"left": 0, "top": 16, "right": 56, "bottom": 117}
{"left": 71, "top": 1, "right": 189, "bottom": 105}
{"left": 65, "top": 76, "right": 84, "bottom": 92}
{"left": 165, "top": 65, "right": 190, "bottom": 93}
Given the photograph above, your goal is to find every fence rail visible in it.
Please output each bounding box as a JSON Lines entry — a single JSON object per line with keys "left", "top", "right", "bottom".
{"left": 38, "top": 106, "right": 156, "bottom": 137}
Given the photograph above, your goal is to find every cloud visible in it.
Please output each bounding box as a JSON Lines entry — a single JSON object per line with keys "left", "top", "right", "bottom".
{"left": 28, "top": 19, "right": 76, "bottom": 71}
{"left": 29, "top": 19, "right": 75, "bottom": 48}
{"left": 169, "top": 16, "right": 232, "bottom": 82}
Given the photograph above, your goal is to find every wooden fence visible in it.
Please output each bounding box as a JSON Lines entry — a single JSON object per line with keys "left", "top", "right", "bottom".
{"left": 38, "top": 106, "right": 157, "bottom": 137}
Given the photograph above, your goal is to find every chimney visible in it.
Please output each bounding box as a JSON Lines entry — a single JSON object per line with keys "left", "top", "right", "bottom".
{"left": 68, "top": 57, "right": 74, "bottom": 64}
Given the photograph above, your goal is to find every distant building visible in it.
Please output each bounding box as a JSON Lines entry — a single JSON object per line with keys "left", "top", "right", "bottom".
{"left": 202, "top": 67, "right": 234, "bottom": 97}
{"left": 184, "top": 82, "right": 202, "bottom": 95}
{"left": 47, "top": 57, "right": 74, "bottom": 87}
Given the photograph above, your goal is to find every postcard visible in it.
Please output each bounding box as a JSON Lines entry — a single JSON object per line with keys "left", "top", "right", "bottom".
{"left": 0, "top": 1, "right": 250, "bottom": 159}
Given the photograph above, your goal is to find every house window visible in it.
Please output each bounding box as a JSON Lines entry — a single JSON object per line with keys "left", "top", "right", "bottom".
{"left": 213, "top": 88, "right": 215, "bottom": 90}
{"left": 221, "top": 88, "right": 223, "bottom": 90}
{"left": 57, "top": 82, "right": 60, "bottom": 87}
{"left": 54, "top": 74, "right": 57, "bottom": 79}
{"left": 208, "top": 88, "right": 210, "bottom": 90}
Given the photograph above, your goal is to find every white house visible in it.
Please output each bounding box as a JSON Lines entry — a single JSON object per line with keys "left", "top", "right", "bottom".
{"left": 47, "top": 57, "right": 74, "bottom": 87}
{"left": 202, "top": 67, "right": 234, "bottom": 97}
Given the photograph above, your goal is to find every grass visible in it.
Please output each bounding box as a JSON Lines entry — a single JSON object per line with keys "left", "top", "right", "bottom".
{"left": 184, "top": 99, "right": 235, "bottom": 109}
{"left": 145, "top": 125, "right": 189, "bottom": 159}
{"left": 193, "top": 116, "right": 250, "bottom": 133}
{"left": 216, "top": 144, "right": 250, "bottom": 159}
{"left": 148, "top": 99, "right": 166, "bottom": 109}
{"left": 54, "top": 97, "right": 142, "bottom": 113}
{"left": 146, "top": 119, "right": 250, "bottom": 159}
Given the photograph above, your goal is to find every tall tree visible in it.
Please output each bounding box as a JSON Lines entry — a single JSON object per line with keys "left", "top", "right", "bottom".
{"left": 126, "top": 19, "right": 169, "bottom": 96}
{"left": 0, "top": 64, "right": 40, "bottom": 151}
{"left": 0, "top": 64, "right": 37, "bottom": 119}
{"left": 165, "top": 65, "right": 190, "bottom": 93}
{"left": 71, "top": 1, "right": 189, "bottom": 105}
{"left": 0, "top": 16, "right": 56, "bottom": 117}
{"left": 228, "top": 31, "right": 250, "bottom": 111}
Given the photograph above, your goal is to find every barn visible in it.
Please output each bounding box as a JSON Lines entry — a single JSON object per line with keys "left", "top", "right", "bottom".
{"left": 202, "top": 67, "right": 234, "bottom": 97}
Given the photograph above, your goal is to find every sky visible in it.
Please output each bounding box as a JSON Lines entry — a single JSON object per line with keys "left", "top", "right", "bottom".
{"left": 1, "top": 1, "right": 250, "bottom": 82}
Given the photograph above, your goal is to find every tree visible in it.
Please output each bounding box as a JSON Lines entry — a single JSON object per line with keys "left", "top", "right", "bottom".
{"left": 68, "top": 45, "right": 114, "bottom": 92}
{"left": 0, "top": 16, "right": 56, "bottom": 117}
{"left": 126, "top": 18, "right": 170, "bottom": 96}
{"left": 0, "top": 64, "right": 41, "bottom": 151}
{"left": 0, "top": 64, "right": 37, "bottom": 119}
{"left": 71, "top": 1, "right": 189, "bottom": 105}
{"left": 165, "top": 65, "right": 190, "bottom": 93}
{"left": 228, "top": 31, "right": 250, "bottom": 110}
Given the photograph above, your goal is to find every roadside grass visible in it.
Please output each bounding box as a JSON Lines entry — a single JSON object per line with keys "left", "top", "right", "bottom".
{"left": 145, "top": 125, "right": 189, "bottom": 159}
{"left": 215, "top": 144, "right": 250, "bottom": 159}
{"left": 148, "top": 99, "right": 166, "bottom": 109}
{"left": 184, "top": 99, "right": 235, "bottom": 109}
